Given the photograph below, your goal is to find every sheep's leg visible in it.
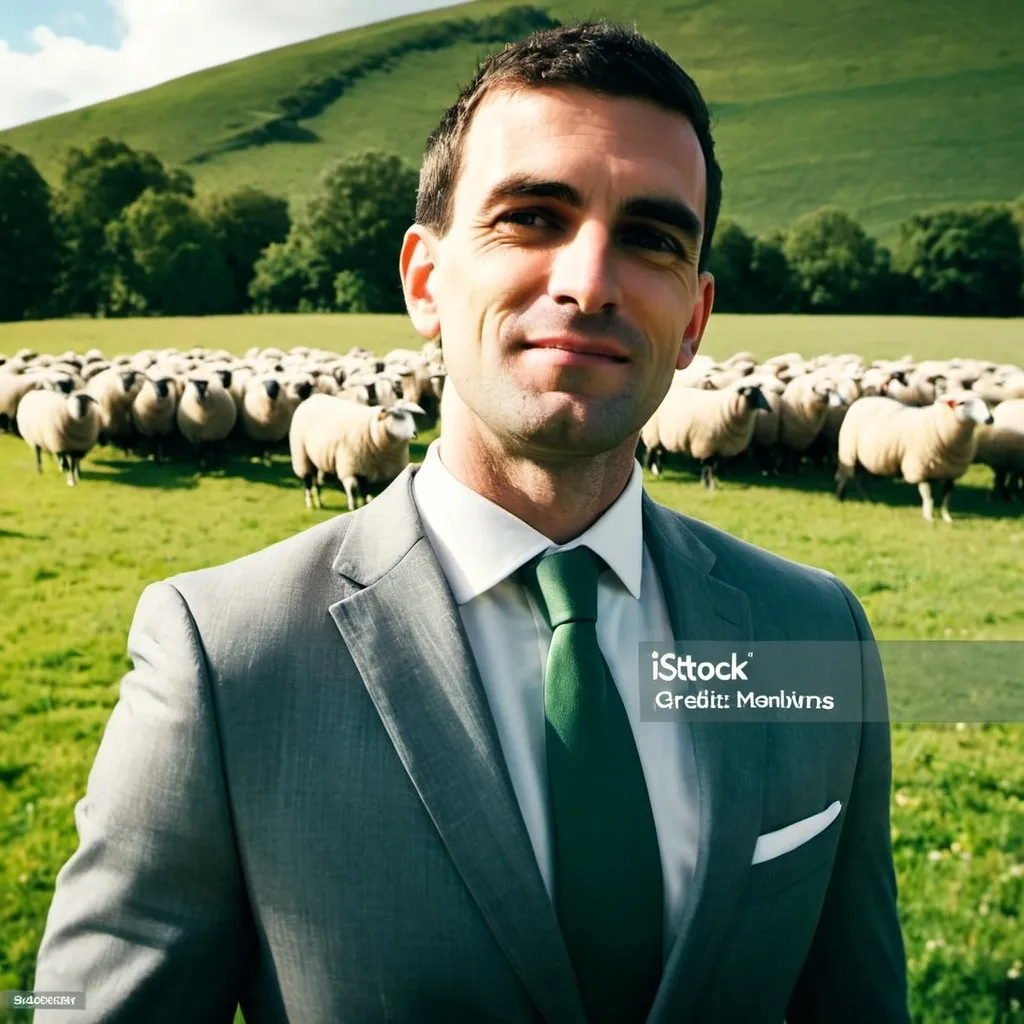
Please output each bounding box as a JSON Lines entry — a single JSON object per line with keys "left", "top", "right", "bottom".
{"left": 73, "top": 456, "right": 81, "bottom": 484}
{"left": 649, "top": 445, "right": 663, "bottom": 477}
{"left": 342, "top": 476, "right": 359, "bottom": 511}
{"left": 939, "top": 479, "right": 955, "bottom": 524}
{"left": 35, "top": 446, "right": 43, "bottom": 473}
{"left": 60, "top": 453, "right": 75, "bottom": 487}
{"left": 852, "top": 465, "right": 872, "bottom": 502}
{"left": 835, "top": 463, "right": 852, "bottom": 500}
{"left": 991, "top": 469, "right": 1007, "bottom": 502}
{"left": 701, "top": 460, "right": 717, "bottom": 491}
{"left": 918, "top": 481, "right": 935, "bottom": 523}
{"left": 303, "top": 473, "right": 314, "bottom": 510}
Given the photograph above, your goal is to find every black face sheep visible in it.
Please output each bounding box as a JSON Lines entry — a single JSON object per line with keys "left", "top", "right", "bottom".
{"left": 836, "top": 391, "right": 994, "bottom": 523}
{"left": 176, "top": 374, "right": 237, "bottom": 469}
{"left": 131, "top": 375, "right": 180, "bottom": 462}
{"left": 86, "top": 367, "right": 142, "bottom": 453}
{"left": 241, "top": 373, "right": 296, "bottom": 453}
{"left": 16, "top": 389, "right": 100, "bottom": 485}
{"left": 640, "top": 380, "right": 771, "bottom": 490}
{"left": 289, "top": 394, "right": 424, "bottom": 510}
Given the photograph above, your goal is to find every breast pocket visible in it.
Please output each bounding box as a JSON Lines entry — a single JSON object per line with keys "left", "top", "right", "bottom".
{"left": 744, "top": 810, "right": 843, "bottom": 904}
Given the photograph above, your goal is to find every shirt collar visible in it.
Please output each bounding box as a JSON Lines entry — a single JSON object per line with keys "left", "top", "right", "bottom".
{"left": 412, "top": 438, "right": 643, "bottom": 604}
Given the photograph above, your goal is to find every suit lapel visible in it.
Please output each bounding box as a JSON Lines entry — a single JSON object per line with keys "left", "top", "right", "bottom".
{"left": 328, "top": 466, "right": 586, "bottom": 1024}
{"left": 641, "top": 495, "right": 766, "bottom": 1022}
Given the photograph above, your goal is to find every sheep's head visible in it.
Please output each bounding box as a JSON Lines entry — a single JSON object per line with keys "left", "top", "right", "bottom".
{"left": 149, "top": 377, "right": 174, "bottom": 400}
{"left": 69, "top": 393, "right": 97, "bottom": 420}
{"left": 736, "top": 383, "right": 771, "bottom": 412}
{"left": 263, "top": 377, "right": 281, "bottom": 401}
{"left": 190, "top": 378, "right": 210, "bottom": 402}
{"left": 119, "top": 370, "right": 138, "bottom": 393}
{"left": 383, "top": 401, "right": 425, "bottom": 441}
{"left": 942, "top": 393, "right": 993, "bottom": 426}
{"left": 215, "top": 368, "right": 233, "bottom": 390}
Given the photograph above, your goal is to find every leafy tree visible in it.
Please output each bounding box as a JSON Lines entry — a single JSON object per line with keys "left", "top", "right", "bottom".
{"left": 894, "top": 204, "right": 1023, "bottom": 316}
{"left": 749, "top": 232, "right": 800, "bottom": 313}
{"left": 783, "top": 207, "right": 892, "bottom": 313}
{"left": 0, "top": 146, "right": 58, "bottom": 321}
{"left": 301, "top": 149, "right": 418, "bottom": 312}
{"left": 104, "top": 189, "right": 233, "bottom": 316}
{"left": 249, "top": 237, "right": 333, "bottom": 313}
{"left": 707, "top": 221, "right": 798, "bottom": 313}
{"left": 52, "top": 137, "right": 193, "bottom": 315}
{"left": 707, "top": 220, "right": 756, "bottom": 312}
{"left": 204, "top": 186, "right": 291, "bottom": 312}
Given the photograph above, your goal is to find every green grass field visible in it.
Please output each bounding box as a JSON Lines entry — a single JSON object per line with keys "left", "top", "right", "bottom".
{"left": 2, "top": 0, "right": 1022, "bottom": 243}
{"left": 0, "top": 314, "right": 1022, "bottom": 1021}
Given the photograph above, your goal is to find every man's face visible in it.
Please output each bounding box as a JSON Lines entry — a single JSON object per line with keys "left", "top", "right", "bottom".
{"left": 404, "top": 85, "right": 714, "bottom": 458}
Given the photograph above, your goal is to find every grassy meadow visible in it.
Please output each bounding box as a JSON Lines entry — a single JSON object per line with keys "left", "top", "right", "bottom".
{"left": 2, "top": 0, "right": 1022, "bottom": 243}
{"left": 0, "top": 313, "right": 1022, "bottom": 1022}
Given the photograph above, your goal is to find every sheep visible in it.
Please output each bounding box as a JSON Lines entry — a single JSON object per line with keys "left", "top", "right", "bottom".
{"left": 973, "top": 399, "right": 1024, "bottom": 501}
{"left": 0, "top": 371, "right": 43, "bottom": 434}
{"left": 747, "top": 374, "right": 787, "bottom": 472}
{"left": 835, "top": 391, "right": 994, "bottom": 522}
{"left": 289, "top": 393, "right": 424, "bottom": 510}
{"left": 777, "top": 375, "right": 844, "bottom": 471}
{"left": 241, "top": 372, "right": 297, "bottom": 453}
{"left": 640, "top": 380, "right": 771, "bottom": 490}
{"left": 131, "top": 374, "right": 179, "bottom": 462}
{"left": 176, "top": 374, "right": 237, "bottom": 468}
{"left": 16, "top": 389, "right": 100, "bottom": 485}
{"left": 86, "top": 367, "right": 142, "bottom": 453}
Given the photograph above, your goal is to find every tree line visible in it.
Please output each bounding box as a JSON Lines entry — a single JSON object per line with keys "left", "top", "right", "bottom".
{"left": 1, "top": 137, "right": 1022, "bottom": 322}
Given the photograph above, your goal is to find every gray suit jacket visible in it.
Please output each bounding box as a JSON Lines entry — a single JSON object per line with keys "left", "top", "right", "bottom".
{"left": 33, "top": 463, "right": 909, "bottom": 1023}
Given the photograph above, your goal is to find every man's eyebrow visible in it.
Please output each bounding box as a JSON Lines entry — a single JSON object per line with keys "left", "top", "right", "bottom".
{"left": 481, "top": 174, "right": 582, "bottom": 210}
{"left": 481, "top": 173, "right": 702, "bottom": 239}
{"left": 621, "top": 197, "right": 703, "bottom": 240}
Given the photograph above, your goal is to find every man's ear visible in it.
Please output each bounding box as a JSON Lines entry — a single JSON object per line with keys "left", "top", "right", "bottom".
{"left": 400, "top": 225, "right": 441, "bottom": 341}
{"left": 676, "top": 270, "right": 715, "bottom": 371}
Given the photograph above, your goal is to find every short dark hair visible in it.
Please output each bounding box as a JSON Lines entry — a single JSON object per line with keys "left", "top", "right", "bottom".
{"left": 416, "top": 20, "right": 722, "bottom": 272}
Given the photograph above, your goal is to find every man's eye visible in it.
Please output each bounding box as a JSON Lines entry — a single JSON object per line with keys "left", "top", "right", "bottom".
{"left": 496, "top": 210, "right": 556, "bottom": 229}
{"left": 620, "top": 227, "right": 684, "bottom": 256}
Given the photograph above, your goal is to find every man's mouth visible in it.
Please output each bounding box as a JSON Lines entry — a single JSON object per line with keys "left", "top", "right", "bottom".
{"left": 520, "top": 337, "right": 631, "bottom": 364}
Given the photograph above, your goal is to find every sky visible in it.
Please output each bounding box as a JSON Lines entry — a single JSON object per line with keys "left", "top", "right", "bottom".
{"left": 0, "top": 0, "right": 465, "bottom": 131}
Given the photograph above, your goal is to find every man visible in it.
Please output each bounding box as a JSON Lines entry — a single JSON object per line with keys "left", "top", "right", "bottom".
{"left": 33, "top": 21, "right": 909, "bottom": 1024}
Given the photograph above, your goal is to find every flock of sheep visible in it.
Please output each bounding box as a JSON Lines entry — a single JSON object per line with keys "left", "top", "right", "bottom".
{"left": 640, "top": 351, "right": 1024, "bottom": 521}
{"left": 0, "top": 342, "right": 442, "bottom": 505}
{"left": 1, "top": 341, "right": 1022, "bottom": 522}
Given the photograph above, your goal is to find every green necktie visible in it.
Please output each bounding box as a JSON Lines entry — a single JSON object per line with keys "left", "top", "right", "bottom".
{"left": 518, "top": 546, "right": 663, "bottom": 1024}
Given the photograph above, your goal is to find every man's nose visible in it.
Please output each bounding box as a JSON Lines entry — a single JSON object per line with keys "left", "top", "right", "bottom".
{"left": 547, "top": 222, "right": 621, "bottom": 315}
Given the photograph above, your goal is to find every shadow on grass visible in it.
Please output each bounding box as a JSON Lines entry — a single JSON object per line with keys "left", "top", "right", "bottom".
{"left": 652, "top": 453, "right": 1021, "bottom": 521}
{"left": 0, "top": 528, "right": 48, "bottom": 540}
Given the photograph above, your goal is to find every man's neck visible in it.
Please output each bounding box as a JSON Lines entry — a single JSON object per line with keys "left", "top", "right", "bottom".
{"left": 436, "top": 412, "right": 638, "bottom": 545}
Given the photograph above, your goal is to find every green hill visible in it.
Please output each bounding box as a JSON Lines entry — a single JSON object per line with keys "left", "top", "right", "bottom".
{"left": 2, "top": 0, "right": 1022, "bottom": 243}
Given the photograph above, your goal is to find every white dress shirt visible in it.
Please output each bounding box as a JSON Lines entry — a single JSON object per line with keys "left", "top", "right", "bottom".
{"left": 411, "top": 439, "right": 700, "bottom": 955}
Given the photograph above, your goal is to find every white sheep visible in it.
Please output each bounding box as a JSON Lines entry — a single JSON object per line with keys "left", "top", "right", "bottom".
{"left": 973, "top": 399, "right": 1024, "bottom": 501}
{"left": 131, "top": 374, "right": 180, "bottom": 461}
{"left": 836, "top": 391, "right": 994, "bottom": 522}
{"left": 778, "top": 374, "right": 844, "bottom": 470}
{"left": 640, "top": 379, "right": 771, "bottom": 489}
{"left": 16, "top": 389, "right": 100, "bottom": 485}
{"left": 289, "top": 393, "right": 424, "bottom": 510}
{"left": 176, "top": 374, "right": 237, "bottom": 467}
{"left": 86, "top": 367, "right": 142, "bottom": 452}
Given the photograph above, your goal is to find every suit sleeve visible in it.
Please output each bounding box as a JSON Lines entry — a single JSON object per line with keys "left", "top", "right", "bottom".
{"left": 32, "top": 581, "right": 254, "bottom": 1023}
{"left": 785, "top": 576, "right": 910, "bottom": 1024}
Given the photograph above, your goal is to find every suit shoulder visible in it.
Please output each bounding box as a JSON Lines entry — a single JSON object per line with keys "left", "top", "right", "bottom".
{"left": 653, "top": 501, "right": 863, "bottom": 637}
{"left": 159, "top": 512, "right": 354, "bottom": 612}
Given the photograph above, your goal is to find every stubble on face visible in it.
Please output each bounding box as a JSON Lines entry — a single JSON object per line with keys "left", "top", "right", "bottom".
{"left": 431, "top": 84, "right": 710, "bottom": 469}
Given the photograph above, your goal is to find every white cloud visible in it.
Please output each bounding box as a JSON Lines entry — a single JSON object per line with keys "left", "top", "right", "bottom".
{"left": 0, "top": 0, "right": 465, "bottom": 131}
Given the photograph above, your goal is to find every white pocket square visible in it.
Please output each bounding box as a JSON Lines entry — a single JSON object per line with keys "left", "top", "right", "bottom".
{"left": 751, "top": 800, "right": 842, "bottom": 865}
